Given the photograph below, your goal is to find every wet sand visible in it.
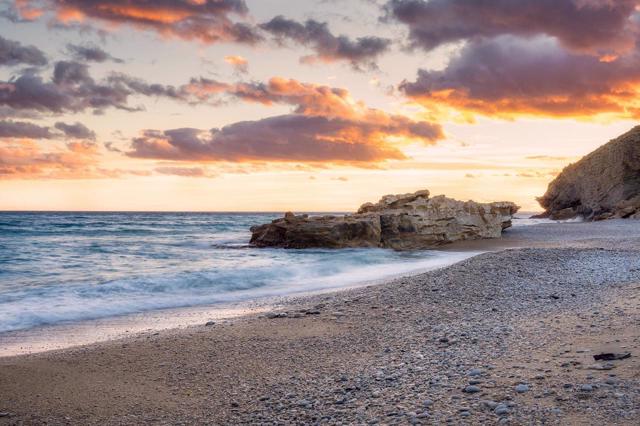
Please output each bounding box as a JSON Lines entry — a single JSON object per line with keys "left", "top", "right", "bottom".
{"left": 1, "top": 220, "right": 639, "bottom": 425}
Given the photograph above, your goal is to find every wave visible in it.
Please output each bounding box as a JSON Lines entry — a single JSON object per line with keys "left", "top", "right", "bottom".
{"left": 0, "top": 249, "right": 477, "bottom": 333}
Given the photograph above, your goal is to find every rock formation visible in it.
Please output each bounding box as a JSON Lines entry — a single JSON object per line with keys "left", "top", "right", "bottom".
{"left": 536, "top": 126, "right": 640, "bottom": 221}
{"left": 250, "top": 190, "right": 519, "bottom": 249}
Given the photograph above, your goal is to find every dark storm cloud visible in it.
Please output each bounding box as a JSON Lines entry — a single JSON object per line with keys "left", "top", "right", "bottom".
{"left": 0, "top": 35, "right": 47, "bottom": 67}
{"left": 54, "top": 121, "right": 96, "bottom": 140}
{"left": 66, "top": 44, "right": 123, "bottom": 63}
{"left": 261, "top": 16, "right": 391, "bottom": 69}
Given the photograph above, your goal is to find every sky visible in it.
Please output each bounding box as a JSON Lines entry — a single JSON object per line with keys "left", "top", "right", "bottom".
{"left": 0, "top": 0, "right": 638, "bottom": 212}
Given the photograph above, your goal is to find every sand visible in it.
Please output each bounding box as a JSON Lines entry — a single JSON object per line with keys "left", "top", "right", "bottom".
{"left": 1, "top": 220, "right": 640, "bottom": 425}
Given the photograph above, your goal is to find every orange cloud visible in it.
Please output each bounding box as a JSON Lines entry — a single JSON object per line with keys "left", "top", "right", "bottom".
{"left": 400, "top": 36, "right": 640, "bottom": 120}
{"left": 0, "top": 139, "right": 96, "bottom": 178}
{"left": 224, "top": 55, "right": 248, "bottom": 73}
{"left": 127, "top": 77, "right": 443, "bottom": 165}
{"left": 14, "top": 0, "right": 261, "bottom": 44}
{"left": 0, "top": 138, "right": 146, "bottom": 179}
{"left": 14, "top": 0, "right": 44, "bottom": 20}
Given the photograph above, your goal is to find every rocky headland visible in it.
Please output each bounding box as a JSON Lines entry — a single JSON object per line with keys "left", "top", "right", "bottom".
{"left": 537, "top": 126, "right": 640, "bottom": 221}
{"left": 250, "top": 190, "right": 519, "bottom": 249}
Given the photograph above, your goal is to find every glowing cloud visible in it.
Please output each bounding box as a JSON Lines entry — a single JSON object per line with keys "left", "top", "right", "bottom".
{"left": 400, "top": 36, "right": 640, "bottom": 119}
{"left": 224, "top": 55, "right": 248, "bottom": 74}
{"left": 127, "top": 77, "right": 443, "bottom": 164}
{"left": 11, "top": 0, "right": 261, "bottom": 44}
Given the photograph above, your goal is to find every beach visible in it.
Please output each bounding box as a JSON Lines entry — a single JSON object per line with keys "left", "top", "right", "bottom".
{"left": 1, "top": 220, "right": 640, "bottom": 425}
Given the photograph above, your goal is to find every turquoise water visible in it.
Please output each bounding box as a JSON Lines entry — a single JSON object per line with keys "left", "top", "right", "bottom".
{"left": 0, "top": 212, "right": 475, "bottom": 333}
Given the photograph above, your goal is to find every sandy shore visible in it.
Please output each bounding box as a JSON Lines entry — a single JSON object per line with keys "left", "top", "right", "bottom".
{"left": 1, "top": 220, "right": 640, "bottom": 425}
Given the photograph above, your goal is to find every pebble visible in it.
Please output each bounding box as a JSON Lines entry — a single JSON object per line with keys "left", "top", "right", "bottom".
{"left": 495, "top": 404, "right": 510, "bottom": 415}
{"left": 266, "top": 312, "right": 288, "bottom": 319}
{"left": 463, "top": 385, "right": 481, "bottom": 393}
{"left": 580, "top": 384, "right": 594, "bottom": 392}
{"left": 297, "top": 399, "right": 312, "bottom": 407}
{"left": 467, "top": 368, "right": 483, "bottom": 377}
{"left": 515, "top": 384, "right": 529, "bottom": 393}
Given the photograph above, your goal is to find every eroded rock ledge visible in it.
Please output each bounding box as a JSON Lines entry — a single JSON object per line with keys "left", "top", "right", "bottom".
{"left": 536, "top": 126, "right": 640, "bottom": 221}
{"left": 250, "top": 190, "right": 519, "bottom": 249}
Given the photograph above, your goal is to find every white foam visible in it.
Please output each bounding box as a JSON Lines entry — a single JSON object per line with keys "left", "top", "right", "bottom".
{"left": 0, "top": 250, "right": 480, "bottom": 355}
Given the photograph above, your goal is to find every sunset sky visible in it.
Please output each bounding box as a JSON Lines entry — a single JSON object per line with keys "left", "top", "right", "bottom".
{"left": 1, "top": 0, "right": 639, "bottom": 211}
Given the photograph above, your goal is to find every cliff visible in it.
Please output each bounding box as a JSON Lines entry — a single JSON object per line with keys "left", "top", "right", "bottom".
{"left": 537, "top": 126, "right": 640, "bottom": 220}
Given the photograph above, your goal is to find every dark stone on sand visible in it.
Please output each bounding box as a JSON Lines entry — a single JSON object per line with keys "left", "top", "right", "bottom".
{"left": 593, "top": 352, "right": 631, "bottom": 361}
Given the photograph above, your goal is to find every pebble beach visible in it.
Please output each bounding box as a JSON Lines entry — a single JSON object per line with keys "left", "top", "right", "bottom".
{"left": 1, "top": 220, "right": 640, "bottom": 425}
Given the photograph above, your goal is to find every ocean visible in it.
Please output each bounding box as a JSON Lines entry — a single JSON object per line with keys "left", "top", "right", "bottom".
{"left": 0, "top": 212, "right": 491, "bottom": 334}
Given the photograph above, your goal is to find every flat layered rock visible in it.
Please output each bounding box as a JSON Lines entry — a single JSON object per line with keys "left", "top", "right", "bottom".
{"left": 536, "top": 126, "right": 640, "bottom": 221}
{"left": 250, "top": 190, "right": 519, "bottom": 249}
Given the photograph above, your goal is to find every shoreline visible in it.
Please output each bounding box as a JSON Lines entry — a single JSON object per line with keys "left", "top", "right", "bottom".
{"left": 1, "top": 219, "right": 637, "bottom": 358}
{"left": 0, "top": 250, "right": 484, "bottom": 357}
{"left": 0, "top": 217, "right": 566, "bottom": 356}
{"left": 1, "top": 220, "right": 639, "bottom": 424}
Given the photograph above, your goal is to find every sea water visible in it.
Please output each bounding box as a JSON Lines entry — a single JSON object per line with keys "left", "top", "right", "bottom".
{"left": 0, "top": 212, "right": 485, "bottom": 334}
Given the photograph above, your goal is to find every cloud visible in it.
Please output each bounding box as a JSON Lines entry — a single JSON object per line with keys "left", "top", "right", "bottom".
{"left": 516, "top": 170, "right": 560, "bottom": 178}
{"left": 228, "top": 79, "right": 445, "bottom": 141}
{"left": 385, "top": 0, "right": 640, "bottom": 56}
{"left": 0, "top": 137, "right": 151, "bottom": 179}
{"left": 0, "top": 138, "right": 98, "bottom": 178}
{"left": 261, "top": 16, "right": 391, "bottom": 69}
{"left": 52, "top": 60, "right": 92, "bottom": 84}
{"left": 526, "top": 155, "right": 573, "bottom": 161}
{"left": 154, "top": 166, "right": 214, "bottom": 177}
{"left": 399, "top": 36, "right": 640, "bottom": 119}
{"left": 54, "top": 121, "right": 96, "bottom": 139}
{"left": 104, "top": 141, "right": 122, "bottom": 152}
{"left": 0, "top": 65, "right": 132, "bottom": 114}
{"left": 0, "top": 61, "right": 231, "bottom": 116}
{"left": 13, "top": 0, "right": 262, "bottom": 45}
{"left": 128, "top": 116, "right": 411, "bottom": 163}
{"left": 66, "top": 43, "right": 123, "bottom": 63}
{"left": 0, "top": 119, "right": 53, "bottom": 139}
{"left": 127, "top": 76, "right": 443, "bottom": 164}
{"left": 224, "top": 55, "right": 248, "bottom": 74}
{"left": 0, "top": 34, "right": 47, "bottom": 67}
{"left": 0, "top": 118, "right": 94, "bottom": 140}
